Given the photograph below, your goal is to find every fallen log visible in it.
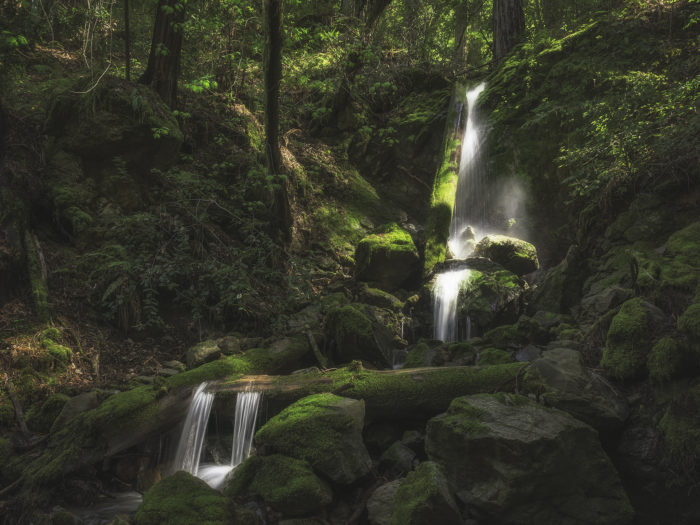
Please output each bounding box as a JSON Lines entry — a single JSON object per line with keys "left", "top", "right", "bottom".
{"left": 210, "top": 362, "right": 543, "bottom": 420}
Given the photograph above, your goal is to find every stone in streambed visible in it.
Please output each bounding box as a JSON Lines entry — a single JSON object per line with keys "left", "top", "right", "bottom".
{"left": 389, "top": 461, "right": 461, "bottom": 525}
{"left": 473, "top": 234, "right": 539, "bottom": 276}
{"left": 135, "top": 471, "right": 232, "bottom": 525}
{"left": 426, "top": 393, "right": 633, "bottom": 525}
{"left": 255, "top": 393, "right": 372, "bottom": 484}
{"left": 226, "top": 454, "right": 332, "bottom": 517}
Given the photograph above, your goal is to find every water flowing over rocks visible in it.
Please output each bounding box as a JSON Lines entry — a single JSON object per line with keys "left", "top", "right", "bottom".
{"left": 426, "top": 393, "right": 634, "bottom": 525}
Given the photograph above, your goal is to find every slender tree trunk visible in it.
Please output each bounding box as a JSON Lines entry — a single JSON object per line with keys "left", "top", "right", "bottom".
{"left": 263, "top": 0, "right": 292, "bottom": 244}
{"left": 453, "top": 0, "right": 470, "bottom": 70}
{"left": 124, "top": 0, "right": 131, "bottom": 81}
{"left": 140, "top": 0, "right": 185, "bottom": 108}
{"left": 492, "top": 0, "right": 525, "bottom": 62}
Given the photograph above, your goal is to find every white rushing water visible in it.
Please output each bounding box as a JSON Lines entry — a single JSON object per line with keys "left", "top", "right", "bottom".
{"left": 172, "top": 382, "right": 215, "bottom": 476}
{"left": 196, "top": 386, "right": 262, "bottom": 490}
{"left": 231, "top": 387, "right": 262, "bottom": 467}
{"left": 433, "top": 269, "right": 471, "bottom": 342}
{"left": 433, "top": 83, "right": 487, "bottom": 343}
{"left": 448, "top": 82, "right": 487, "bottom": 259}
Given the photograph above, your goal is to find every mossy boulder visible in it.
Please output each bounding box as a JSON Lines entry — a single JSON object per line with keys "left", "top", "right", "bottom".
{"left": 658, "top": 384, "right": 700, "bottom": 474}
{"left": 665, "top": 222, "right": 700, "bottom": 263}
{"left": 355, "top": 223, "right": 420, "bottom": 292}
{"left": 390, "top": 461, "right": 461, "bottom": 525}
{"left": 533, "top": 348, "right": 628, "bottom": 433}
{"left": 477, "top": 347, "right": 513, "bottom": 365}
{"left": 678, "top": 302, "right": 700, "bottom": 345}
{"left": 367, "top": 480, "right": 401, "bottom": 525}
{"left": 186, "top": 340, "right": 222, "bottom": 369}
{"left": 426, "top": 394, "right": 633, "bottom": 524}
{"left": 325, "top": 304, "right": 395, "bottom": 366}
{"left": 135, "top": 471, "right": 232, "bottom": 525}
{"left": 404, "top": 341, "right": 448, "bottom": 368}
{"left": 0, "top": 437, "right": 22, "bottom": 486}
{"left": 473, "top": 235, "right": 539, "bottom": 276}
{"left": 27, "top": 393, "right": 70, "bottom": 433}
{"left": 226, "top": 454, "right": 332, "bottom": 516}
{"left": 647, "top": 337, "right": 691, "bottom": 383}
{"left": 600, "top": 298, "right": 662, "bottom": 380}
{"left": 255, "top": 393, "right": 372, "bottom": 484}
{"left": 357, "top": 283, "right": 405, "bottom": 312}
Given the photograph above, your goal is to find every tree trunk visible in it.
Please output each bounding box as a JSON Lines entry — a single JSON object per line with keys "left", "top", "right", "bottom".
{"left": 124, "top": 0, "right": 131, "bottom": 81}
{"left": 492, "top": 0, "right": 525, "bottom": 62}
{"left": 263, "top": 0, "right": 292, "bottom": 244}
{"left": 140, "top": 0, "right": 185, "bottom": 108}
{"left": 453, "top": 0, "right": 470, "bottom": 70}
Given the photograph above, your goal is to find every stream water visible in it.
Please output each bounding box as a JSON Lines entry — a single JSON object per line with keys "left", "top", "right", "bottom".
{"left": 433, "top": 83, "right": 486, "bottom": 342}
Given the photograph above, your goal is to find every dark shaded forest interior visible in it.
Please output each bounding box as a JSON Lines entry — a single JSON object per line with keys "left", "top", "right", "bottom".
{"left": 0, "top": 0, "right": 699, "bottom": 524}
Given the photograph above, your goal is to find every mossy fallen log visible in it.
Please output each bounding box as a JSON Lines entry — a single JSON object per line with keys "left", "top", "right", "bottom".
{"left": 212, "top": 362, "right": 544, "bottom": 420}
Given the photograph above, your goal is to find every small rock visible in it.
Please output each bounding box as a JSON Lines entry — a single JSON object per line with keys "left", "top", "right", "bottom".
{"left": 367, "top": 480, "right": 402, "bottom": 525}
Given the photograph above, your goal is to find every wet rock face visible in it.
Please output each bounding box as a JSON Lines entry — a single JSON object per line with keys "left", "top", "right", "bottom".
{"left": 426, "top": 393, "right": 634, "bottom": 525}
{"left": 255, "top": 393, "right": 372, "bottom": 484}
{"left": 473, "top": 234, "right": 539, "bottom": 276}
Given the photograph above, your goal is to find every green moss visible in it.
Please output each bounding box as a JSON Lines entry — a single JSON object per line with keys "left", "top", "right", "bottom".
{"left": 678, "top": 302, "right": 700, "bottom": 343}
{"left": 474, "top": 235, "right": 540, "bottom": 275}
{"left": 0, "top": 396, "right": 14, "bottom": 428}
{"left": 647, "top": 337, "right": 689, "bottom": 383}
{"left": 600, "top": 298, "right": 651, "bottom": 380}
{"left": 666, "top": 222, "right": 700, "bottom": 263}
{"left": 659, "top": 385, "right": 700, "bottom": 475}
{"left": 483, "top": 324, "right": 522, "bottom": 348}
{"left": 135, "top": 471, "right": 232, "bottom": 525}
{"left": 25, "top": 231, "right": 50, "bottom": 323}
{"left": 0, "top": 437, "right": 20, "bottom": 486}
{"left": 355, "top": 223, "right": 419, "bottom": 291}
{"left": 390, "top": 461, "right": 459, "bottom": 525}
{"left": 404, "top": 342, "right": 433, "bottom": 368}
{"left": 255, "top": 393, "right": 356, "bottom": 467}
{"left": 478, "top": 348, "right": 514, "bottom": 366}
{"left": 27, "top": 393, "right": 69, "bottom": 433}
{"left": 226, "top": 455, "right": 332, "bottom": 516}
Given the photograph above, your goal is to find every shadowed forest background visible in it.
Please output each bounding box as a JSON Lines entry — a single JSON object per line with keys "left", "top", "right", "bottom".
{"left": 0, "top": 1, "right": 698, "bottom": 524}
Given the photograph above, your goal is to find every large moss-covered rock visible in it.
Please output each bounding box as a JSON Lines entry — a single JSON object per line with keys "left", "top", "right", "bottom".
{"left": 226, "top": 454, "right": 332, "bottom": 516}
{"left": 678, "top": 302, "right": 700, "bottom": 346}
{"left": 355, "top": 223, "right": 420, "bottom": 292}
{"left": 390, "top": 461, "right": 461, "bottom": 525}
{"left": 426, "top": 394, "right": 633, "bottom": 525}
{"left": 600, "top": 297, "right": 661, "bottom": 380}
{"left": 325, "top": 304, "right": 395, "bottom": 366}
{"left": 135, "top": 471, "right": 232, "bottom": 525}
{"left": 255, "top": 393, "right": 372, "bottom": 484}
{"left": 658, "top": 384, "right": 700, "bottom": 475}
{"left": 367, "top": 480, "right": 401, "bottom": 525}
{"left": 534, "top": 348, "right": 628, "bottom": 433}
{"left": 473, "top": 235, "right": 539, "bottom": 276}
{"left": 647, "top": 337, "right": 691, "bottom": 383}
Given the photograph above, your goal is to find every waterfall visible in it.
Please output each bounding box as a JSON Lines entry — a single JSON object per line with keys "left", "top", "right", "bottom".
{"left": 448, "top": 82, "right": 487, "bottom": 259}
{"left": 433, "top": 269, "right": 471, "bottom": 342}
{"left": 433, "top": 83, "right": 486, "bottom": 343}
{"left": 194, "top": 386, "right": 262, "bottom": 490}
{"left": 231, "top": 387, "right": 262, "bottom": 467}
{"left": 172, "top": 382, "right": 215, "bottom": 476}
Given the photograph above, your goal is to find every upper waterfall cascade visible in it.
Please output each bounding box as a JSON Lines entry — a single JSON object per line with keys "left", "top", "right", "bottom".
{"left": 433, "top": 83, "right": 487, "bottom": 342}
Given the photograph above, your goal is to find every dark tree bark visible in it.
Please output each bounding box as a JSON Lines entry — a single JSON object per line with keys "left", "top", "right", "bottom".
{"left": 493, "top": 0, "right": 525, "bottom": 62}
{"left": 140, "top": 0, "right": 185, "bottom": 108}
{"left": 263, "top": 0, "right": 292, "bottom": 244}
{"left": 124, "top": 0, "right": 131, "bottom": 81}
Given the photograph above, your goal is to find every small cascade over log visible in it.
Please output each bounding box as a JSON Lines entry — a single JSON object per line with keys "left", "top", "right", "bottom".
{"left": 182, "top": 382, "right": 262, "bottom": 490}
{"left": 172, "top": 382, "right": 214, "bottom": 476}
{"left": 231, "top": 385, "right": 262, "bottom": 467}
